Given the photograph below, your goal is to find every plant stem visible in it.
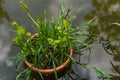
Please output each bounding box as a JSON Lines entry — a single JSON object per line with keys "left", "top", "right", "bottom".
{"left": 27, "top": 13, "right": 39, "bottom": 28}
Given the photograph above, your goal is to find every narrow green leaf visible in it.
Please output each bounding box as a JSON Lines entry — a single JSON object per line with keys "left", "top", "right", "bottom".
{"left": 61, "top": 2, "right": 65, "bottom": 13}
{"left": 27, "top": 13, "right": 39, "bottom": 27}
{"left": 38, "top": 45, "right": 43, "bottom": 53}
{"left": 16, "top": 60, "right": 23, "bottom": 71}
{"left": 16, "top": 68, "right": 30, "bottom": 80}
{"left": 82, "top": 17, "right": 97, "bottom": 28}
{"left": 112, "top": 23, "right": 120, "bottom": 26}
{"left": 38, "top": 72, "right": 44, "bottom": 80}
{"left": 36, "top": 14, "right": 42, "bottom": 24}
{"left": 53, "top": 60, "right": 58, "bottom": 80}
{"left": 24, "top": 68, "right": 31, "bottom": 80}
{"left": 86, "top": 66, "right": 110, "bottom": 80}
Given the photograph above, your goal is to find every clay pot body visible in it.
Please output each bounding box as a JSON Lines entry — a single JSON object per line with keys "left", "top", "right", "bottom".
{"left": 24, "top": 33, "right": 73, "bottom": 79}
{"left": 24, "top": 49, "right": 73, "bottom": 80}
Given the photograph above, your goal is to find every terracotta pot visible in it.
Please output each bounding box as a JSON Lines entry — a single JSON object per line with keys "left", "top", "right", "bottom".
{"left": 24, "top": 33, "right": 73, "bottom": 79}
{"left": 24, "top": 48, "right": 73, "bottom": 74}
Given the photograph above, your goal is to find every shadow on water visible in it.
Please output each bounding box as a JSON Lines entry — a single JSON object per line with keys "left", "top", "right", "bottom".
{"left": 84, "top": 0, "right": 120, "bottom": 80}
{"left": 0, "top": 0, "right": 11, "bottom": 23}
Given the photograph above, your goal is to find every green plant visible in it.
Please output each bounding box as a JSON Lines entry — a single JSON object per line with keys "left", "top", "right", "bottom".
{"left": 11, "top": 2, "right": 102, "bottom": 80}
{"left": 112, "top": 22, "right": 120, "bottom": 26}
{"left": 87, "top": 66, "right": 110, "bottom": 80}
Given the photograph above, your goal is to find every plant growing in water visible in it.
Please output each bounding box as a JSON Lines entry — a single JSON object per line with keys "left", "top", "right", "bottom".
{"left": 11, "top": 1, "right": 110, "bottom": 80}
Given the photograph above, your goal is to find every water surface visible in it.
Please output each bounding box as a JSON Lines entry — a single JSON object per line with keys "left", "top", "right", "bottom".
{"left": 0, "top": 0, "right": 120, "bottom": 80}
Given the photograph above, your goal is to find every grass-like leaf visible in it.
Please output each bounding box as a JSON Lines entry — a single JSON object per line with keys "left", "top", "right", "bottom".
{"left": 53, "top": 60, "right": 58, "bottom": 80}
{"left": 86, "top": 66, "right": 110, "bottom": 80}
{"left": 112, "top": 23, "right": 120, "bottom": 26}
{"left": 16, "top": 68, "right": 30, "bottom": 80}
{"left": 38, "top": 72, "right": 44, "bottom": 80}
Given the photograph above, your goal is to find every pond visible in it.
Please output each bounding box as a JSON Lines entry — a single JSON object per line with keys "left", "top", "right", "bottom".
{"left": 0, "top": 0, "right": 120, "bottom": 80}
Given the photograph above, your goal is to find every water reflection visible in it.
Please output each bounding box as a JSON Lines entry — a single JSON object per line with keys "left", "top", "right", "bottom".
{"left": 12, "top": 0, "right": 92, "bottom": 80}
{"left": 0, "top": 0, "right": 11, "bottom": 23}
{"left": 1, "top": 0, "right": 120, "bottom": 80}
{"left": 84, "top": 0, "right": 120, "bottom": 80}
{"left": 0, "top": 0, "right": 92, "bottom": 80}
{"left": 0, "top": 0, "right": 14, "bottom": 79}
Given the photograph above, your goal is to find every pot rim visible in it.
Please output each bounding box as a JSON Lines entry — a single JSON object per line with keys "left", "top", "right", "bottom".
{"left": 24, "top": 33, "right": 73, "bottom": 74}
{"left": 24, "top": 48, "right": 73, "bottom": 74}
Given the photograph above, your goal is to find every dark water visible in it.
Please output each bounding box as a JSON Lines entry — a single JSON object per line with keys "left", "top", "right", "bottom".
{"left": 0, "top": 0, "right": 120, "bottom": 80}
